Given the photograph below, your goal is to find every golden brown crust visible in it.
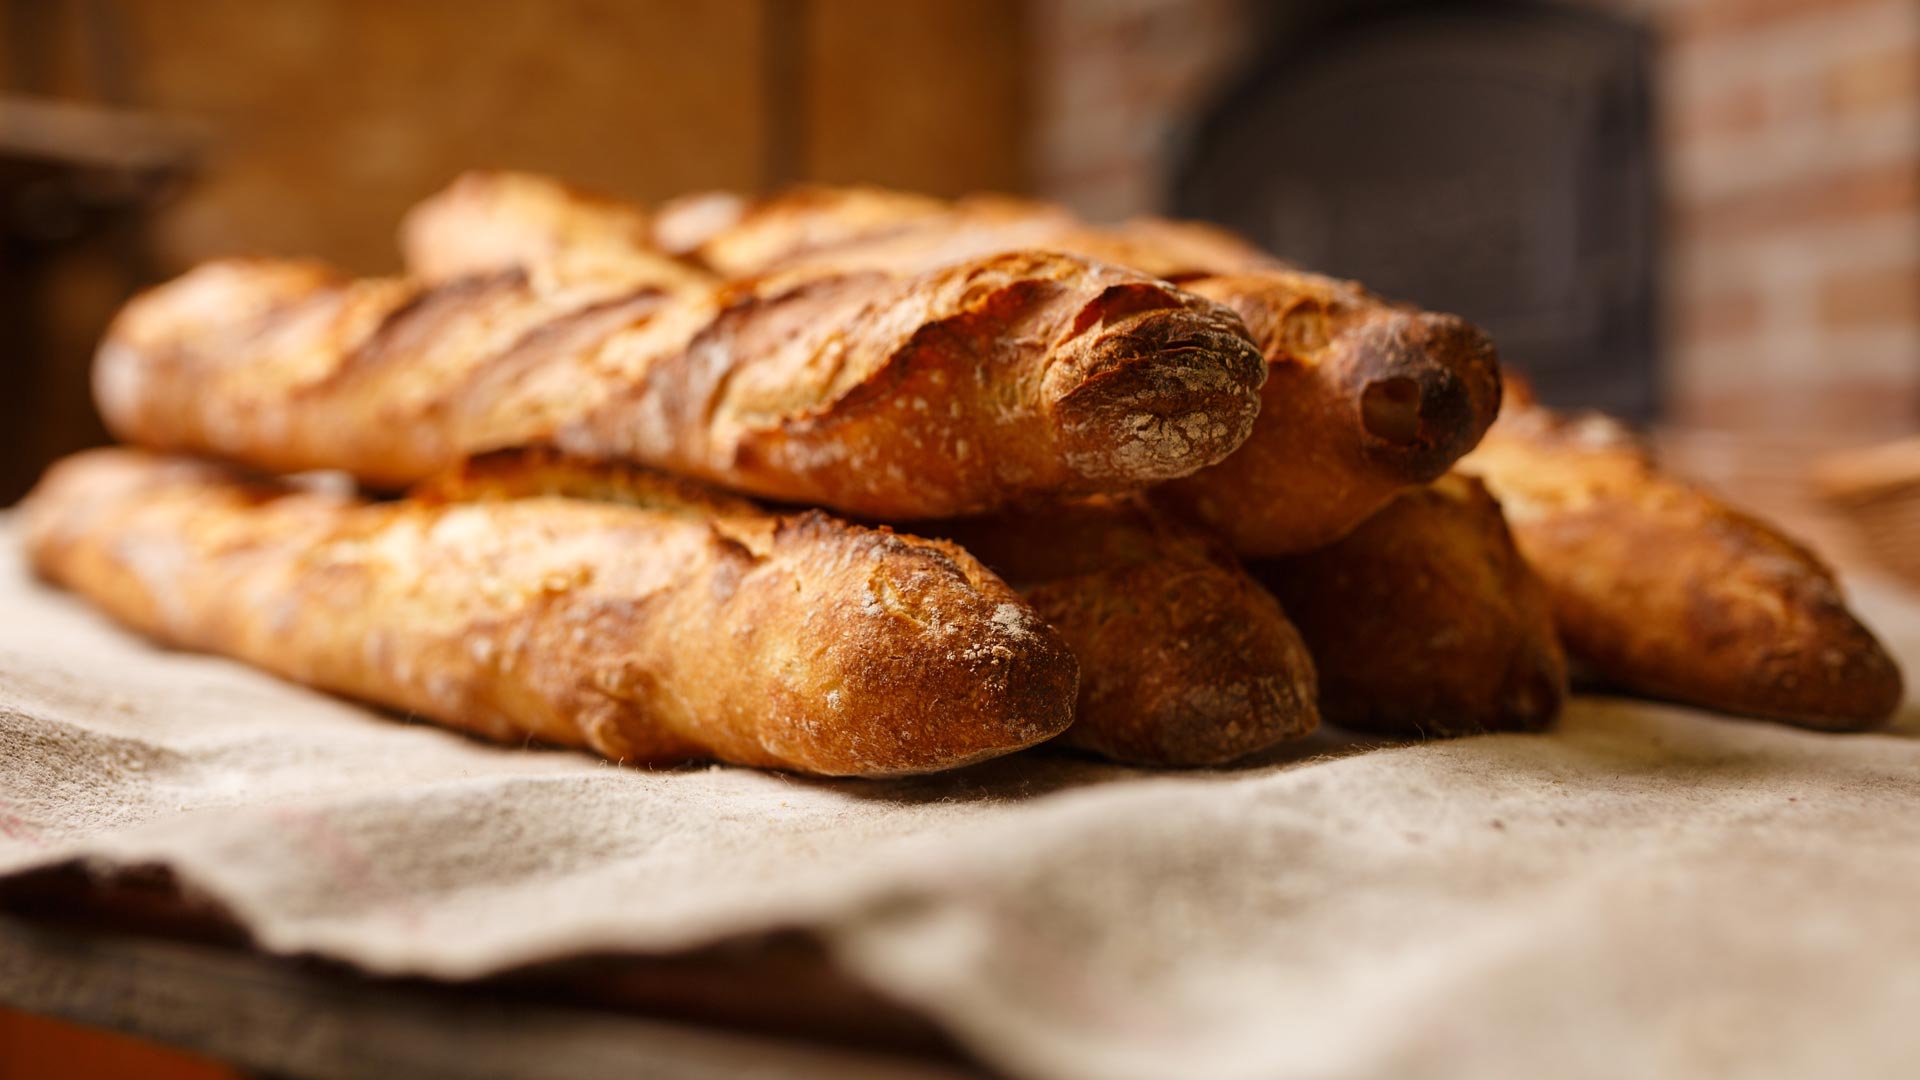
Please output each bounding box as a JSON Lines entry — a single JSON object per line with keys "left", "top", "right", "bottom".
{"left": 695, "top": 184, "right": 1014, "bottom": 277}
{"left": 401, "top": 170, "right": 714, "bottom": 291}
{"left": 95, "top": 258, "right": 674, "bottom": 487}
{"left": 23, "top": 448, "right": 1079, "bottom": 777}
{"left": 650, "top": 189, "right": 750, "bottom": 257}
{"left": 1158, "top": 272, "right": 1504, "bottom": 554}
{"left": 1252, "top": 474, "right": 1567, "bottom": 737}
{"left": 561, "top": 251, "right": 1268, "bottom": 516}
{"left": 434, "top": 456, "right": 1319, "bottom": 766}
{"left": 746, "top": 209, "right": 1282, "bottom": 284}
{"left": 1461, "top": 400, "right": 1904, "bottom": 730}
{"left": 625, "top": 183, "right": 1501, "bottom": 552}
{"left": 678, "top": 184, "right": 1280, "bottom": 283}
{"left": 420, "top": 444, "right": 767, "bottom": 517}
{"left": 391, "top": 175, "right": 1498, "bottom": 551}
{"left": 96, "top": 252, "right": 1267, "bottom": 516}
{"left": 909, "top": 498, "right": 1319, "bottom": 765}
{"left": 1093, "top": 217, "right": 1286, "bottom": 280}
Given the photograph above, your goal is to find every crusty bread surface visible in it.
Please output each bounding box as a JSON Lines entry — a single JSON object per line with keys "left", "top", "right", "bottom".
{"left": 1162, "top": 273, "right": 1502, "bottom": 554}
{"left": 426, "top": 453, "right": 1319, "bottom": 766}
{"left": 400, "top": 169, "right": 714, "bottom": 291}
{"left": 97, "top": 249, "right": 1267, "bottom": 517}
{"left": 394, "top": 175, "right": 1504, "bottom": 555}
{"left": 1253, "top": 473, "right": 1567, "bottom": 737}
{"left": 1461, "top": 394, "right": 1903, "bottom": 730}
{"left": 934, "top": 497, "right": 1320, "bottom": 765}
{"left": 24, "top": 447, "right": 1080, "bottom": 776}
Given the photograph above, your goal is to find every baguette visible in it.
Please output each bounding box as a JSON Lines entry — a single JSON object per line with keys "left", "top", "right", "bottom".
{"left": 23, "top": 447, "right": 1079, "bottom": 776}
{"left": 1460, "top": 391, "right": 1904, "bottom": 730}
{"left": 681, "top": 187, "right": 1505, "bottom": 552}
{"left": 401, "top": 174, "right": 1295, "bottom": 292}
{"left": 96, "top": 250, "right": 1268, "bottom": 516}
{"left": 770, "top": 215, "right": 1283, "bottom": 286}
{"left": 661, "top": 181, "right": 1278, "bottom": 283}
{"left": 95, "top": 258, "right": 684, "bottom": 488}
{"left": 932, "top": 498, "right": 1320, "bottom": 765}
{"left": 721, "top": 197, "right": 1280, "bottom": 284}
{"left": 686, "top": 185, "right": 1503, "bottom": 553}
{"left": 1251, "top": 473, "right": 1567, "bottom": 736}
{"left": 427, "top": 452, "right": 1318, "bottom": 765}
{"left": 1162, "top": 273, "right": 1502, "bottom": 554}
{"left": 395, "top": 178, "right": 1317, "bottom": 763}
{"left": 400, "top": 170, "right": 714, "bottom": 291}
{"left": 397, "top": 175, "right": 1502, "bottom": 554}
{"left": 731, "top": 213, "right": 1505, "bottom": 553}
{"left": 694, "top": 183, "right": 963, "bottom": 277}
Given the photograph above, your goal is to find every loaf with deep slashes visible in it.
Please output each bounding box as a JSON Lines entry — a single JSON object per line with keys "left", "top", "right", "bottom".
{"left": 1461, "top": 390, "right": 1904, "bottom": 730}
{"left": 705, "top": 193, "right": 1506, "bottom": 554}
{"left": 96, "top": 247, "right": 1268, "bottom": 517}
{"left": 23, "top": 447, "right": 1080, "bottom": 776}
{"left": 396, "top": 174, "right": 1501, "bottom": 553}
{"left": 1253, "top": 473, "right": 1567, "bottom": 737}
{"left": 699, "top": 195, "right": 1507, "bottom": 554}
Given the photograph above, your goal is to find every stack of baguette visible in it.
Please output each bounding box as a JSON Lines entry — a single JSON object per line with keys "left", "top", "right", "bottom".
{"left": 22, "top": 171, "right": 1904, "bottom": 778}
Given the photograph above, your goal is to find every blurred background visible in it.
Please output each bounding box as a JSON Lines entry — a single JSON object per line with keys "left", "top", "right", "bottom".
{"left": 0, "top": 6, "right": 1915, "bottom": 1070}
{"left": 2, "top": 0, "right": 1917, "bottom": 516}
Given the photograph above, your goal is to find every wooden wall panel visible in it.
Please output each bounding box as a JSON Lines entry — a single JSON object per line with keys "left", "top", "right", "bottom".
{"left": 802, "top": 0, "right": 1028, "bottom": 196}
{"left": 120, "top": 0, "right": 767, "bottom": 273}
{"left": 7, "top": 0, "right": 1037, "bottom": 272}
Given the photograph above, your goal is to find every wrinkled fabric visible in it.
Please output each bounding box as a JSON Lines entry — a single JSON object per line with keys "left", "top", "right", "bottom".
{"left": 4, "top": 523, "right": 1918, "bottom": 1080}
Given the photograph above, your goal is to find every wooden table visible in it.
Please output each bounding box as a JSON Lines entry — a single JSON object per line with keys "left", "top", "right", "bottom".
{"left": 0, "top": 870, "right": 982, "bottom": 1079}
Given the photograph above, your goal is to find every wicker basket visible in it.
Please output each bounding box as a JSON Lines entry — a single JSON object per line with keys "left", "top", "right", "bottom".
{"left": 1813, "top": 436, "right": 1920, "bottom": 588}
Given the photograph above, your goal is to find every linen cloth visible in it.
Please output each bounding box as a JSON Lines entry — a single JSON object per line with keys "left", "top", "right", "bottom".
{"left": 4, "top": 522, "right": 1919, "bottom": 1080}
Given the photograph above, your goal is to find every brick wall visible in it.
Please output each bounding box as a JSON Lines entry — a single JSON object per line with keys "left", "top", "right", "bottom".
{"left": 1028, "top": 0, "right": 1257, "bottom": 222}
{"left": 1031, "top": 0, "right": 1920, "bottom": 438}
{"left": 1637, "top": 0, "right": 1920, "bottom": 437}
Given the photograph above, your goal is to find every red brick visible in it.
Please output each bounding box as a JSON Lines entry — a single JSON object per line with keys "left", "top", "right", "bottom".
{"left": 1677, "top": 289, "right": 1765, "bottom": 345}
{"left": 1671, "top": 377, "right": 1920, "bottom": 437}
{"left": 1824, "top": 44, "right": 1920, "bottom": 117}
{"left": 1681, "top": 161, "right": 1920, "bottom": 241}
{"left": 1664, "top": 0, "right": 1890, "bottom": 43}
{"left": 1667, "top": 83, "right": 1774, "bottom": 143}
{"left": 1818, "top": 264, "right": 1920, "bottom": 327}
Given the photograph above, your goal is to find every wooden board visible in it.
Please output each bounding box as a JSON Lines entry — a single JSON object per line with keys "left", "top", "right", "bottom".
{"left": 0, "top": 910, "right": 983, "bottom": 1080}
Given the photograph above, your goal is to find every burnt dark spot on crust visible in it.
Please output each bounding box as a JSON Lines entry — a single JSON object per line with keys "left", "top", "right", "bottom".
{"left": 1338, "top": 312, "right": 1501, "bottom": 481}
{"left": 1359, "top": 376, "right": 1424, "bottom": 444}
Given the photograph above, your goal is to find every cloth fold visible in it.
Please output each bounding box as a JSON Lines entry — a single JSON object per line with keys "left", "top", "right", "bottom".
{"left": 4, "top": 522, "right": 1919, "bottom": 1080}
